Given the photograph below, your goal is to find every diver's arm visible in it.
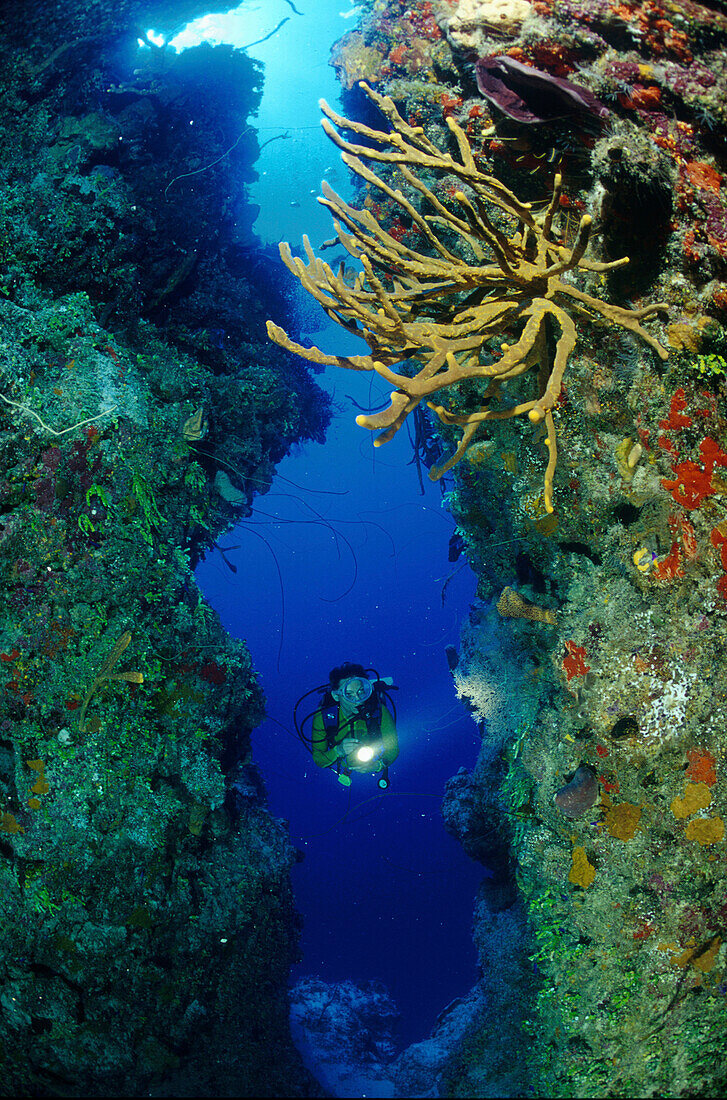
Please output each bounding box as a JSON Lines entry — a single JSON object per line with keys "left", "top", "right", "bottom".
{"left": 311, "top": 711, "right": 341, "bottom": 768}
{"left": 380, "top": 706, "right": 399, "bottom": 765}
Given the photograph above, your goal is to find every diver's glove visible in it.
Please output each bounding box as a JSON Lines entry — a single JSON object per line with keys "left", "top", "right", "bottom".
{"left": 336, "top": 738, "right": 359, "bottom": 757}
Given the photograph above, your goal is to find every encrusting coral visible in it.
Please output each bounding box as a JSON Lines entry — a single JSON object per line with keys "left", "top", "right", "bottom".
{"left": 267, "top": 82, "right": 669, "bottom": 512}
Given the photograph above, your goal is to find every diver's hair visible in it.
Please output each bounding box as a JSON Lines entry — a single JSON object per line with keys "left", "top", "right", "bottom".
{"left": 329, "top": 662, "right": 367, "bottom": 689}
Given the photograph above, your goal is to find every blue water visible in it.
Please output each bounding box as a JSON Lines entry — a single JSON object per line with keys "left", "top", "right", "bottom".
{"left": 181, "top": 1, "right": 486, "bottom": 1049}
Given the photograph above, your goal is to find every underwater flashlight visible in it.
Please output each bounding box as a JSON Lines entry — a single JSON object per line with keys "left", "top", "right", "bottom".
{"left": 356, "top": 745, "right": 376, "bottom": 764}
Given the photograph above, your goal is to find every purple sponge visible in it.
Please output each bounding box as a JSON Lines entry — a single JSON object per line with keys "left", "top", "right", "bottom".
{"left": 554, "top": 765, "right": 599, "bottom": 818}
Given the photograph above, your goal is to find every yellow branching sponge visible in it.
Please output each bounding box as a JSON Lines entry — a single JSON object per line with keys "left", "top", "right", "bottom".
{"left": 267, "top": 82, "right": 668, "bottom": 512}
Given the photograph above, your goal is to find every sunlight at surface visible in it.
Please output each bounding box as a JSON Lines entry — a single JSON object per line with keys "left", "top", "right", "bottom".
{"left": 138, "top": 29, "right": 166, "bottom": 47}
{"left": 166, "top": 4, "right": 365, "bottom": 54}
{"left": 169, "top": 8, "right": 262, "bottom": 52}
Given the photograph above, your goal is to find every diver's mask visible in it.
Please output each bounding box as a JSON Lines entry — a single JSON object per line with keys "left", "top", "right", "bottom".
{"left": 333, "top": 676, "right": 373, "bottom": 715}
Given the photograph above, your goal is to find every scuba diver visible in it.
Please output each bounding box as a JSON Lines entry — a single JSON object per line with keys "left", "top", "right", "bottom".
{"left": 294, "top": 663, "right": 398, "bottom": 788}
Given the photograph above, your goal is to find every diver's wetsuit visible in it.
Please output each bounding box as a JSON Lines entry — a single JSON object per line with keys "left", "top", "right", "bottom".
{"left": 311, "top": 703, "right": 399, "bottom": 774}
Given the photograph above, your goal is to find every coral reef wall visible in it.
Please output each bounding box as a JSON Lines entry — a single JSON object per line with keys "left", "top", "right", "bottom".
{"left": 326, "top": 2, "right": 727, "bottom": 1096}
{"left": 0, "top": 2, "right": 327, "bottom": 1095}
